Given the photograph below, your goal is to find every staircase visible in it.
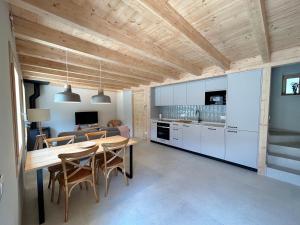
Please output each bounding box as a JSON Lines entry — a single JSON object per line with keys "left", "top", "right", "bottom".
{"left": 266, "top": 130, "right": 300, "bottom": 186}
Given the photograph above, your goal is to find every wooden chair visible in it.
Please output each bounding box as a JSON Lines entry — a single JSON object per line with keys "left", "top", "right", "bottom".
{"left": 85, "top": 130, "right": 107, "bottom": 141}
{"left": 57, "top": 145, "right": 99, "bottom": 222}
{"left": 85, "top": 131, "right": 110, "bottom": 182}
{"left": 44, "top": 135, "right": 75, "bottom": 202}
{"left": 100, "top": 138, "right": 129, "bottom": 197}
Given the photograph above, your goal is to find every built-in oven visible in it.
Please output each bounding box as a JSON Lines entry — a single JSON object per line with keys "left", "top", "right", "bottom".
{"left": 157, "top": 122, "right": 170, "bottom": 141}
{"left": 205, "top": 90, "right": 226, "bottom": 105}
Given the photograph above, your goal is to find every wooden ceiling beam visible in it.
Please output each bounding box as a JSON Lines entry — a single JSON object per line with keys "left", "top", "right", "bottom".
{"left": 18, "top": 55, "right": 149, "bottom": 85}
{"left": 13, "top": 16, "right": 180, "bottom": 79}
{"left": 135, "top": 0, "right": 230, "bottom": 70}
{"left": 246, "top": 0, "right": 271, "bottom": 62}
{"left": 21, "top": 64, "right": 145, "bottom": 86}
{"left": 14, "top": 0, "right": 202, "bottom": 75}
{"left": 16, "top": 39, "right": 164, "bottom": 83}
{"left": 21, "top": 65, "right": 141, "bottom": 87}
{"left": 23, "top": 73, "right": 130, "bottom": 89}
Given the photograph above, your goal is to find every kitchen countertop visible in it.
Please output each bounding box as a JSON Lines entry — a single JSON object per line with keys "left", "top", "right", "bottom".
{"left": 151, "top": 118, "right": 225, "bottom": 127}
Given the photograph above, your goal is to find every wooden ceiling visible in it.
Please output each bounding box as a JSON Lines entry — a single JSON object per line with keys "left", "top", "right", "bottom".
{"left": 9, "top": 0, "right": 300, "bottom": 90}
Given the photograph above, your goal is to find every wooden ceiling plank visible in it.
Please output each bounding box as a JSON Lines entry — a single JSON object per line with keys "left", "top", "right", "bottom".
{"left": 13, "top": 16, "right": 180, "bottom": 79}
{"left": 16, "top": 0, "right": 202, "bottom": 75}
{"left": 135, "top": 0, "right": 230, "bottom": 70}
{"left": 246, "top": 0, "right": 271, "bottom": 62}
{"left": 16, "top": 38, "right": 164, "bottom": 83}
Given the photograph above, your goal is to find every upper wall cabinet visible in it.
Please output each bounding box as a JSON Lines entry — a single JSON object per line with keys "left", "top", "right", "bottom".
{"left": 186, "top": 80, "right": 205, "bottom": 105}
{"left": 205, "top": 76, "right": 227, "bottom": 91}
{"left": 226, "top": 69, "right": 262, "bottom": 132}
{"left": 160, "top": 85, "right": 173, "bottom": 106}
{"left": 154, "top": 86, "right": 162, "bottom": 106}
{"left": 173, "top": 83, "right": 187, "bottom": 105}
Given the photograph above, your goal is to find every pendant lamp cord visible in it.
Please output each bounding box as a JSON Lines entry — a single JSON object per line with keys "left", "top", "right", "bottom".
{"left": 65, "top": 51, "right": 69, "bottom": 85}
{"left": 99, "top": 62, "right": 102, "bottom": 91}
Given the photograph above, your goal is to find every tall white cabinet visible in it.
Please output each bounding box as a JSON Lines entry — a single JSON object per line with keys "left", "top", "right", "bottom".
{"left": 226, "top": 69, "right": 262, "bottom": 132}
{"left": 225, "top": 69, "right": 262, "bottom": 168}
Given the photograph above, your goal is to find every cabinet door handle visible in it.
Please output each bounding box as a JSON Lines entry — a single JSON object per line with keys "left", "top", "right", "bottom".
{"left": 183, "top": 125, "right": 190, "bottom": 127}
{"left": 227, "top": 130, "right": 237, "bottom": 133}
{"left": 227, "top": 125, "right": 237, "bottom": 129}
{"left": 208, "top": 128, "right": 216, "bottom": 131}
{"left": 173, "top": 138, "right": 178, "bottom": 140}
{"left": 173, "top": 129, "right": 178, "bottom": 131}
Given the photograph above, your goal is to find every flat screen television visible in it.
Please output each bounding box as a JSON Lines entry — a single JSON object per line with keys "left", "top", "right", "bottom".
{"left": 75, "top": 111, "right": 98, "bottom": 125}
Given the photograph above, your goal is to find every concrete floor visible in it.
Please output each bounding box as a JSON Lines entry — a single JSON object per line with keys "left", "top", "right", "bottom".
{"left": 23, "top": 141, "right": 300, "bottom": 225}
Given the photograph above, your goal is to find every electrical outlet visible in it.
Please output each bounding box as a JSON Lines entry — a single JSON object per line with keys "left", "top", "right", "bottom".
{"left": 0, "top": 174, "right": 3, "bottom": 202}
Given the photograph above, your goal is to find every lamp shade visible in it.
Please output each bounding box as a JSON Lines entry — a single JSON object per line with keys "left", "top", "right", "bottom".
{"left": 91, "top": 89, "right": 111, "bottom": 104}
{"left": 27, "top": 108, "right": 50, "bottom": 122}
{"left": 54, "top": 85, "right": 81, "bottom": 103}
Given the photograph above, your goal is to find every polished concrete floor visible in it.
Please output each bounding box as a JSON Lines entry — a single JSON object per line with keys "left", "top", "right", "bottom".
{"left": 23, "top": 141, "right": 300, "bottom": 225}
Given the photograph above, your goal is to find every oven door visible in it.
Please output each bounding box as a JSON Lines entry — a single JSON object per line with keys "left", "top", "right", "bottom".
{"left": 157, "top": 125, "right": 170, "bottom": 140}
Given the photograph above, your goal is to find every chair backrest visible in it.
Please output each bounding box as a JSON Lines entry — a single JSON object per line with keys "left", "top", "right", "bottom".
{"left": 34, "top": 134, "right": 47, "bottom": 150}
{"left": 44, "top": 135, "right": 75, "bottom": 148}
{"left": 58, "top": 145, "right": 99, "bottom": 185}
{"left": 101, "top": 138, "right": 129, "bottom": 168}
{"left": 85, "top": 130, "right": 107, "bottom": 141}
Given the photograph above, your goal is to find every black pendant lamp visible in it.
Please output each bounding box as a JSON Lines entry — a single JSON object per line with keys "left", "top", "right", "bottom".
{"left": 54, "top": 51, "right": 81, "bottom": 103}
{"left": 91, "top": 62, "right": 111, "bottom": 104}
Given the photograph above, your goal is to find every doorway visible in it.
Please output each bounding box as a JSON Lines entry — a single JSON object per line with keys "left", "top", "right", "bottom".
{"left": 132, "top": 90, "right": 147, "bottom": 139}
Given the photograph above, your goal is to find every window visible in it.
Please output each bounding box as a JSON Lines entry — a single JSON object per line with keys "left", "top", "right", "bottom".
{"left": 282, "top": 74, "right": 300, "bottom": 95}
{"left": 9, "top": 43, "right": 25, "bottom": 176}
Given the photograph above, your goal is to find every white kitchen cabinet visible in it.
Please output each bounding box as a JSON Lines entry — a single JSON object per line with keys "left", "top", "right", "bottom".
{"left": 226, "top": 69, "right": 262, "bottom": 132}
{"left": 173, "top": 83, "right": 187, "bottom": 105}
{"left": 160, "top": 85, "right": 173, "bottom": 106}
{"left": 225, "top": 129, "right": 259, "bottom": 168}
{"left": 205, "top": 76, "right": 227, "bottom": 91}
{"left": 186, "top": 80, "right": 205, "bottom": 105}
{"left": 154, "top": 87, "right": 161, "bottom": 106}
{"left": 182, "top": 123, "right": 201, "bottom": 153}
{"left": 170, "top": 123, "right": 183, "bottom": 148}
{"left": 201, "top": 126, "right": 225, "bottom": 159}
{"left": 150, "top": 120, "right": 157, "bottom": 141}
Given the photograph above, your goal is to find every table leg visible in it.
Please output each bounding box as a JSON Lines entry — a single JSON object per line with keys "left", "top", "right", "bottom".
{"left": 36, "top": 169, "right": 45, "bottom": 224}
{"left": 127, "top": 145, "right": 133, "bottom": 179}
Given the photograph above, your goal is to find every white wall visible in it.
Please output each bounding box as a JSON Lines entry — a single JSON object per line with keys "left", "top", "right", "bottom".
{"left": 269, "top": 63, "right": 300, "bottom": 132}
{"left": 35, "top": 85, "right": 119, "bottom": 137}
{"left": 0, "top": 2, "right": 22, "bottom": 225}
{"left": 117, "top": 90, "right": 133, "bottom": 136}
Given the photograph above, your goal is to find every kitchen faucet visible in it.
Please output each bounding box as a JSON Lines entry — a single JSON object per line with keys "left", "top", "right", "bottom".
{"left": 195, "top": 109, "right": 201, "bottom": 123}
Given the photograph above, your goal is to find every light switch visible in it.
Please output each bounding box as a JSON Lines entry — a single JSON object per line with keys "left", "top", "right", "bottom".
{"left": 0, "top": 174, "right": 3, "bottom": 202}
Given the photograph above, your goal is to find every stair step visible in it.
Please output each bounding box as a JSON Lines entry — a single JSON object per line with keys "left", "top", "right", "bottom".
{"left": 266, "top": 164, "right": 300, "bottom": 186}
{"left": 267, "top": 154, "right": 300, "bottom": 170}
{"left": 267, "top": 163, "right": 300, "bottom": 175}
{"left": 268, "top": 130, "right": 300, "bottom": 144}
{"left": 268, "top": 143, "right": 300, "bottom": 158}
{"left": 268, "top": 151, "right": 300, "bottom": 161}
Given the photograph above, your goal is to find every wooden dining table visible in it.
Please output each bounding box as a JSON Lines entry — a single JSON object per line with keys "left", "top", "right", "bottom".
{"left": 24, "top": 135, "right": 138, "bottom": 224}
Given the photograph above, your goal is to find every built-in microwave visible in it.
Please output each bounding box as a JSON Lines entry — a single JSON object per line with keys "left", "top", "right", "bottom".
{"left": 205, "top": 90, "right": 226, "bottom": 105}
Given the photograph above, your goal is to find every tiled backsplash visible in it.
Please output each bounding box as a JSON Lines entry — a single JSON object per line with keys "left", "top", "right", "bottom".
{"left": 159, "top": 105, "right": 226, "bottom": 122}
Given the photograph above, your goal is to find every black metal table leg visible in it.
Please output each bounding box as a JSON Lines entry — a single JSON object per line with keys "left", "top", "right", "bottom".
{"left": 36, "top": 169, "right": 45, "bottom": 224}
{"left": 126, "top": 145, "right": 133, "bottom": 179}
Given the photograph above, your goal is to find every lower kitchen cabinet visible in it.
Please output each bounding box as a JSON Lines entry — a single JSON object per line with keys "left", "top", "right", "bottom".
{"left": 201, "top": 126, "right": 225, "bottom": 159}
{"left": 170, "top": 123, "right": 182, "bottom": 148}
{"left": 182, "top": 124, "right": 201, "bottom": 153}
{"left": 225, "top": 129, "right": 259, "bottom": 168}
{"left": 151, "top": 120, "right": 157, "bottom": 141}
